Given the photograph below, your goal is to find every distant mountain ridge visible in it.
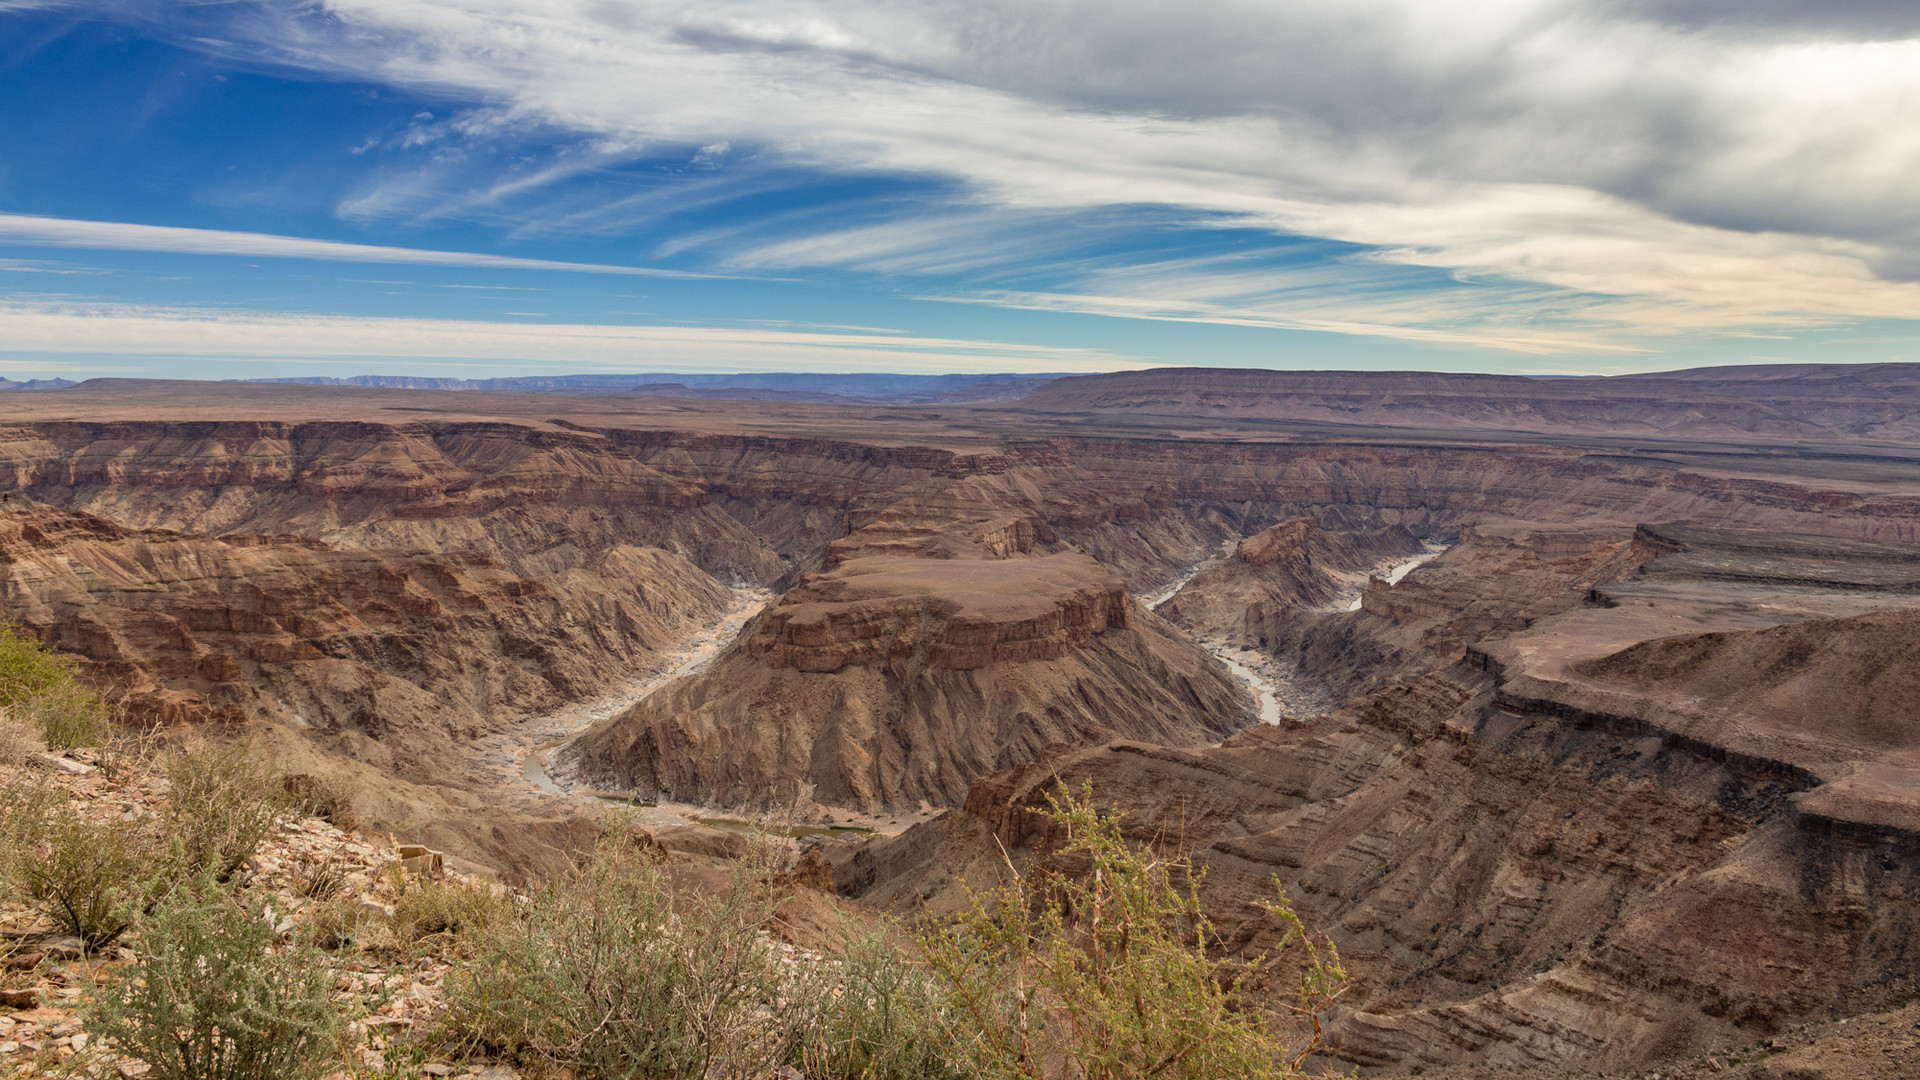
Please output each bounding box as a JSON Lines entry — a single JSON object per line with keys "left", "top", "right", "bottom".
{"left": 239, "top": 371, "right": 1063, "bottom": 403}
{"left": 0, "top": 376, "right": 76, "bottom": 391}
{"left": 1013, "top": 363, "right": 1920, "bottom": 443}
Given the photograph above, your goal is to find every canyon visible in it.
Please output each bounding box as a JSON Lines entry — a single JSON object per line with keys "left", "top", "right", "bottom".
{"left": 4, "top": 365, "right": 1920, "bottom": 1076}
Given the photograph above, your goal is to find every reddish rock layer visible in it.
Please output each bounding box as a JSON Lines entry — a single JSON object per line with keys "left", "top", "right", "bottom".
{"left": 0, "top": 496, "right": 731, "bottom": 870}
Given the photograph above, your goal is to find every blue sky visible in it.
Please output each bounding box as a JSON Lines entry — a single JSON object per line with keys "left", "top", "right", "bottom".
{"left": 2, "top": 1, "right": 1918, "bottom": 381}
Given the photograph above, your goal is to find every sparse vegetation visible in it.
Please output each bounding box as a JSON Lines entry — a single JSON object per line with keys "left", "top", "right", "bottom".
{"left": 162, "top": 738, "right": 288, "bottom": 882}
{"left": 0, "top": 624, "right": 1347, "bottom": 1078}
{"left": 442, "top": 789, "right": 1344, "bottom": 1080}
{"left": 0, "top": 705, "right": 42, "bottom": 765}
{"left": 0, "top": 776, "right": 157, "bottom": 950}
{"left": 916, "top": 783, "right": 1346, "bottom": 1080}
{"left": 793, "top": 927, "right": 962, "bottom": 1080}
{"left": 446, "top": 829, "right": 812, "bottom": 1079}
{"left": 392, "top": 874, "right": 515, "bottom": 953}
{"left": 0, "top": 621, "right": 108, "bottom": 750}
{"left": 291, "top": 854, "right": 349, "bottom": 901}
{"left": 85, "top": 878, "right": 345, "bottom": 1080}
{"left": 283, "top": 772, "right": 358, "bottom": 830}
{"left": 301, "top": 891, "right": 379, "bottom": 954}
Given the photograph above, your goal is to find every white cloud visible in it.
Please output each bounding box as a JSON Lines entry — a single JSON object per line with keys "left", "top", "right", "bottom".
{"left": 0, "top": 299, "right": 1135, "bottom": 372}
{"left": 45, "top": 1, "right": 1920, "bottom": 347}
{"left": 0, "top": 213, "right": 715, "bottom": 277}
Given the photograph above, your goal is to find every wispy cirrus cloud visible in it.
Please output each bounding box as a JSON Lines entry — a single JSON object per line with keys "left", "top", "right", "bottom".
{"left": 0, "top": 213, "right": 719, "bottom": 278}
{"left": 12, "top": 0, "right": 1920, "bottom": 360}
{"left": 112, "top": 0, "right": 1914, "bottom": 350}
{"left": 0, "top": 299, "right": 1136, "bottom": 372}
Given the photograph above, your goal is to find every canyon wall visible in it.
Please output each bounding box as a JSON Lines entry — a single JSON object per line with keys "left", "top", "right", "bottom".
{"left": 842, "top": 655, "right": 1920, "bottom": 1074}
{"left": 564, "top": 553, "right": 1252, "bottom": 813}
{"left": 1016, "top": 364, "right": 1920, "bottom": 442}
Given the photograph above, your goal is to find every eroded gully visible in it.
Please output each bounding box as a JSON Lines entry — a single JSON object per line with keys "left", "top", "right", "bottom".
{"left": 492, "top": 586, "right": 771, "bottom": 801}
{"left": 1153, "top": 543, "right": 1449, "bottom": 724}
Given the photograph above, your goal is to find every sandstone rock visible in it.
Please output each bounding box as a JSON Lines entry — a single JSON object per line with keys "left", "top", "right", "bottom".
{"left": 848, "top": 654, "right": 1920, "bottom": 1075}
{"left": 395, "top": 844, "right": 445, "bottom": 876}
{"left": 35, "top": 753, "right": 93, "bottom": 776}
{"left": 566, "top": 553, "right": 1253, "bottom": 813}
{"left": 1158, "top": 517, "right": 1423, "bottom": 639}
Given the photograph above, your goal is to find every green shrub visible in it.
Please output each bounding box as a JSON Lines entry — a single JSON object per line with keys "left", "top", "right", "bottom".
{"left": 0, "top": 622, "right": 79, "bottom": 705}
{"left": 445, "top": 829, "right": 807, "bottom": 1080}
{"left": 0, "top": 622, "right": 108, "bottom": 750}
{"left": 438, "top": 789, "right": 1348, "bottom": 1080}
{"left": 162, "top": 740, "right": 286, "bottom": 882}
{"left": 915, "top": 783, "right": 1348, "bottom": 1080}
{"left": 27, "top": 676, "right": 110, "bottom": 751}
{"left": 0, "top": 705, "right": 43, "bottom": 766}
{"left": 793, "top": 926, "right": 962, "bottom": 1080}
{"left": 85, "top": 879, "right": 345, "bottom": 1080}
{"left": 0, "top": 777, "right": 158, "bottom": 951}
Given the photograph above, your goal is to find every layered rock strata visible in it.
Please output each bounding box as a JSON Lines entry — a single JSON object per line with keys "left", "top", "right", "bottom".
{"left": 843, "top": 523, "right": 1920, "bottom": 1074}
{"left": 1015, "top": 364, "right": 1920, "bottom": 443}
{"left": 1163, "top": 520, "right": 1649, "bottom": 709}
{"left": 842, "top": 660, "right": 1920, "bottom": 1074}
{"left": 565, "top": 553, "right": 1253, "bottom": 813}
{"left": 0, "top": 496, "right": 732, "bottom": 871}
{"left": 1158, "top": 518, "right": 1423, "bottom": 638}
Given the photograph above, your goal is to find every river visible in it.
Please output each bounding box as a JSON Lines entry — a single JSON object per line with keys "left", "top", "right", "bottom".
{"left": 515, "top": 586, "right": 771, "bottom": 797}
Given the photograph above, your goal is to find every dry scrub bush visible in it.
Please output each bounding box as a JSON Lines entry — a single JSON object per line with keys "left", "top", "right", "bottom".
{"left": 163, "top": 739, "right": 287, "bottom": 882}
{"left": 282, "top": 772, "right": 358, "bottom": 830}
{"left": 792, "top": 927, "right": 962, "bottom": 1080}
{"left": 916, "top": 784, "right": 1348, "bottom": 1080}
{"left": 0, "top": 705, "right": 43, "bottom": 765}
{"left": 392, "top": 875, "right": 515, "bottom": 954}
{"left": 0, "top": 777, "right": 158, "bottom": 950}
{"left": 446, "top": 828, "right": 819, "bottom": 1080}
{"left": 85, "top": 878, "right": 345, "bottom": 1080}
{"left": 440, "top": 790, "right": 1348, "bottom": 1080}
{"left": 0, "top": 622, "right": 108, "bottom": 750}
{"left": 291, "top": 854, "right": 348, "bottom": 901}
{"left": 0, "top": 733, "right": 293, "bottom": 952}
{"left": 301, "top": 892, "right": 379, "bottom": 954}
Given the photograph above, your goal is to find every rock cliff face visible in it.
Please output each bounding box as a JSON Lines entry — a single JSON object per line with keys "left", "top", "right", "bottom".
{"left": 0, "top": 421, "right": 786, "bottom": 583}
{"left": 844, "top": 520, "right": 1920, "bottom": 1073}
{"left": 564, "top": 553, "right": 1252, "bottom": 813}
{"left": 1158, "top": 518, "right": 1422, "bottom": 640}
{"left": 0, "top": 495, "right": 732, "bottom": 870}
{"left": 0, "top": 497, "right": 729, "bottom": 732}
{"left": 14, "top": 419, "right": 1920, "bottom": 598}
{"left": 748, "top": 555, "right": 1134, "bottom": 671}
{"left": 841, "top": 658, "right": 1920, "bottom": 1074}
{"left": 7, "top": 384, "right": 1920, "bottom": 1072}
{"left": 1161, "top": 520, "right": 1649, "bottom": 709}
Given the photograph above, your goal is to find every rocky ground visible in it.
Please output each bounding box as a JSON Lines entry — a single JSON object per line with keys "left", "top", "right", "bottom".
{"left": 2, "top": 745, "right": 553, "bottom": 1079}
